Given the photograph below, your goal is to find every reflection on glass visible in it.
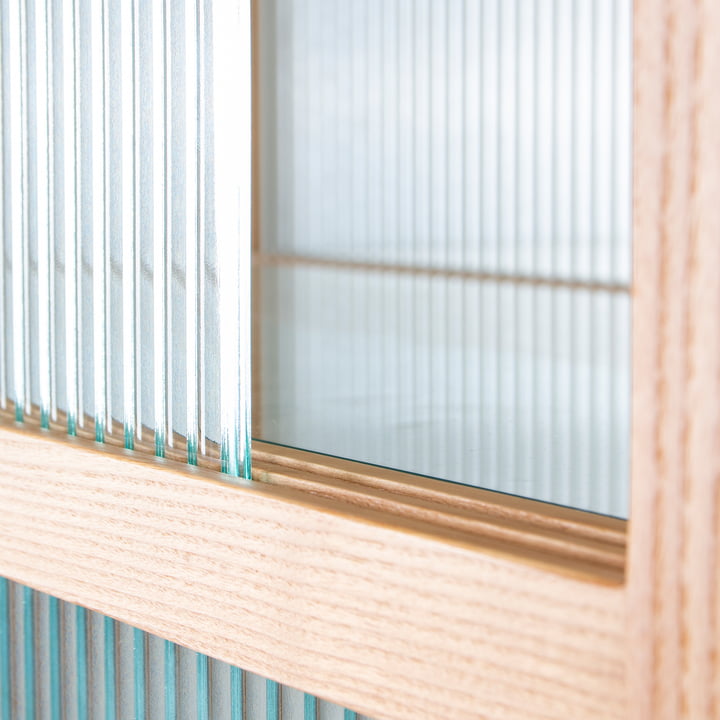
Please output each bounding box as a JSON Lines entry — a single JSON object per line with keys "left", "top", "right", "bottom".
{"left": 256, "top": 0, "right": 632, "bottom": 517}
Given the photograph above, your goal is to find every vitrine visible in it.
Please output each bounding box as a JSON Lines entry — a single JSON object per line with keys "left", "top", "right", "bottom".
{"left": 0, "top": 0, "right": 718, "bottom": 718}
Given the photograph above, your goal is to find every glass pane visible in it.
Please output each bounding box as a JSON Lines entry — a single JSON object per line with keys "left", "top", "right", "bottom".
{"left": 0, "top": 0, "right": 252, "bottom": 478}
{"left": 256, "top": 0, "right": 632, "bottom": 517}
{"left": 0, "top": 578, "right": 367, "bottom": 720}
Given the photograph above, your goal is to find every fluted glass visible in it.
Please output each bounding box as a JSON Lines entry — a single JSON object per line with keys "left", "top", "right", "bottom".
{"left": 0, "top": 0, "right": 252, "bottom": 475}
{"left": 0, "top": 580, "right": 367, "bottom": 720}
{"left": 255, "top": 0, "right": 632, "bottom": 518}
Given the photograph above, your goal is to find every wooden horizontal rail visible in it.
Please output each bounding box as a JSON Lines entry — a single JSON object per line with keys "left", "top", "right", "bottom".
{"left": 6, "top": 407, "right": 626, "bottom": 580}
{"left": 0, "top": 417, "right": 627, "bottom": 720}
{"left": 252, "top": 442, "right": 626, "bottom": 577}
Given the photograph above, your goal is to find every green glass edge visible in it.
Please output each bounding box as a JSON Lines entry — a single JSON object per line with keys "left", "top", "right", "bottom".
{"left": 0, "top": 579, "right": 10, "bottom": 720}
{"left": 23, "top": 585, "right": 35, "bottom": 720}
{"left": 133, "top": 627, "right": 146, "bottom": 720}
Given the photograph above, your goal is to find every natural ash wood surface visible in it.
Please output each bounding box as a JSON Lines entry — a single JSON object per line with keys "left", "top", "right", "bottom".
{"left": 0, "top": 422, "right": 626, "bottom": 720}
{"left": 630, "top": 0, "right": 720, "bottom": 717}
{"left": 253, "top": 443, "right": 626, "bottom": 577}
{"left": 253, "top": 441, "right": 627, "bottom": 546}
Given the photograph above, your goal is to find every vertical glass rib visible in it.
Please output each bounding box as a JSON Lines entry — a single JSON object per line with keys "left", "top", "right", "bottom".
{"left": 164, "top": 640, "right": 176, "bottom": 720}
{"left": 266, "top": 679, "right": 279, "bottom": 720}
{"left": 133, "top": 628, "right": 146, "bottom": 720}
{"left": 47, "top": 0, "right": 57, "bottom": 425}
{"left": 197, "top": 0, "right": 207, "bottom": 459}
{"left": 0, "top": 0, "right": 5, "bottom": 412}
{"left": 512, "top": 0, "right": 520, "bottom": 500}
{"left": 589, "top": 0, "right": 599, "bottom": 512}
{"left": 72, "top": 0, "right": 83, "bottom": 430}
{"left": 48, "top": 596, "right": 60, "bottom": 720}
{"left": 22, "top": 586, "right": 34, "bottom": 720}
{"left": 133, "top": 0, "right": 142, "bottom": 445}
{"left": 104, "top": 617, "right": 116, "bottom": 719}
{"left": 164, "top": 0, "right": 173, "bottom": 450}
{"left": 20, "top": 0, "right": 30, "bottom": 420}
{"left": 344, "top": 711, "right": 357, "bottom": 720}
{"left": 61, "top": 0, "right": 79, "bottom": 434}
{"left": 493, "top": 0, "right": 501, "bottom": 492}
{"left": 35, "top": 0, "right": 53, "bottom": 428}
{"left": 185, "top": 0, "right": 200, "bottom": 465}
{"left": 568, "top": 0, "right": 578, "bottom": 509}
{"left": 76, "top": 606, "right": 87, "bottom": 720}
{"left": 459, "top": 0, "right": 468, "bottom": 487}
{"left": 122, "top": 0, "right": 137, "bottom": 448}
{"left": 552, "top": 2, "right": 563, "bottom": 502}
{"left": 8, "top": 0, "right": 26, "bottom": 420}
{"left": 92, "top": 0, "right": 108, "bottom": 441}
{"left": 103, "top": 0, "right": 112, "bottom": 438}
{"left": 303, "top": 693, "right": 316, "bottom": 720}
{"left": 214, "top": 0, "right": 252, "bottom": 479}
{"left": 197, "top": 653, "right": 209, "bottom": 720}
{"left": 532, "top": 0, "right": 542, "bottom": 501}
{"left": 0, "top": 579, "right": 9, "bottom": 720}
{"left": 230, "top": 665, "right": 243, "bottom": 720}
{"left": 152, "top": 0, "right": 168, "bottom": 457}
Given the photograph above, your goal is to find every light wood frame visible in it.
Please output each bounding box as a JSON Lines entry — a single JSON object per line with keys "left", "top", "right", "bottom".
{"left": 0, "top": 0, "right": 718, "bottom": 718}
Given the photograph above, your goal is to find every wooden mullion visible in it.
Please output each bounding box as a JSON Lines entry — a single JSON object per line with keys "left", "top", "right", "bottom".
{"left": 629, "top": 0, "right": 720, "bottom": 717}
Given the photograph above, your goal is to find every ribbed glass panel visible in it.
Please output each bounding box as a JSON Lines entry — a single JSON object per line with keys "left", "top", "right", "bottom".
{"left": 0, "top": 0, "right": 251, "bottom": 475}
{"left": 256, "top": 0, "right": 632, "bottom": 517}
{"left": 0, "top": 0, "right": 279, "bottom": 714}
{"left": 0, "top": 580, "right": 368, "bottom": 720}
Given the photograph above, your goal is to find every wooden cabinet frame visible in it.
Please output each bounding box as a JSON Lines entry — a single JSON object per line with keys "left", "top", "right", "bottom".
{"left": 0, "top": 0, "right": 718, "bottom": 717}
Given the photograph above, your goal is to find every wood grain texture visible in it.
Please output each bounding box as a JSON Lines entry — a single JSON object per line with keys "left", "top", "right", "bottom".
{"left": 0, "top": 421, "right": 626, "bottom": 720}
{"left": 253, "top": 441, "right": 626, "bottom": 576}
{"left": 630, "top": 0, "right": 720, "bottom": 717}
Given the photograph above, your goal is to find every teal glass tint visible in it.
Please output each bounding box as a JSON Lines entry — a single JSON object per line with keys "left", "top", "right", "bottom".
{"left": 0, "top": 582, "right": 8, "bottom": 720}
{"left": 0, "top": 0, "right": 251, "bottom": 477}
{"left": 255, "top": 0, "right": 632, "bottom": 517}
{"left": 0, "top": 580, "right": 370, "bottom": 720}
{"left": 0, "top": 1, "right": 380, "bottom": 717}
